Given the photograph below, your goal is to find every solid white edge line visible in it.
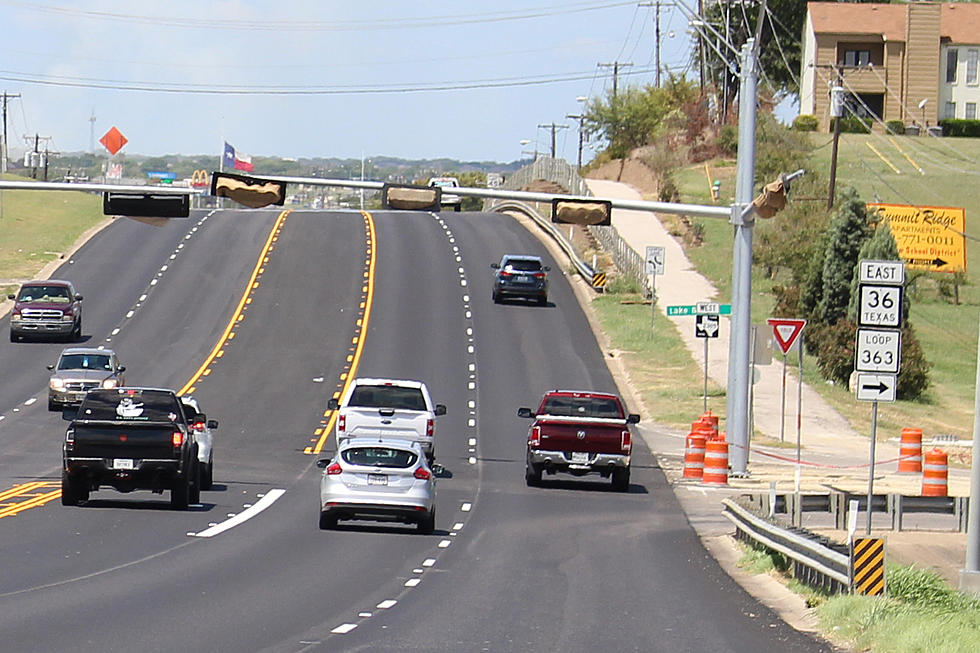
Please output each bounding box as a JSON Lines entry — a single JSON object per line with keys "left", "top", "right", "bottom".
{"left": 191, "top": 488, "right": 286, "bottom": 538}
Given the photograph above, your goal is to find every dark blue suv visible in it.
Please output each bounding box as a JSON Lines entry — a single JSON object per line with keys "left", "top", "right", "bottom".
{"left": 491, "top": 255, "right": 550, "bottom": 305}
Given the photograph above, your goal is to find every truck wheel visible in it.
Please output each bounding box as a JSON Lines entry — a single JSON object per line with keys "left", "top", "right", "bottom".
{"left": 319, "top": 511, "right": 338, "bottom": 530}
{"left": 71, "top": 321, "right": 82, "bottom": 342}
{"left": 525, "top": 462, "right": 542, "bottom": 487}
{"left": 612, "top": 467, "right": 630, "bottom": 493}
{"left": 537, "top": 295, "right": 548, "bottom": 306}
{"left": 61, "top": 471, "right": 87, "bottom": 505}
{"left": 48, "top": 398, "right": 59, "bottom": 412}
{"left": 171, "top": 474, "right": 190, "bottom": 510}
{"left": 454, "top": 204, "right": 461, "bottom": 212}
{"left": 492, "top": 289, "right": 500, "bottom": 304}
{"left": 417, "top": 508, "right": 435, "bottom": 534}
{"left": 9, "top": 330, "right": 17, "bottom": 343}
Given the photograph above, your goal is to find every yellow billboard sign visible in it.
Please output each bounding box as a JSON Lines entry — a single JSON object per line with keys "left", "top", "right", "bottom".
{"left": 866, "top": 203, "right": 966, "bottom": 273}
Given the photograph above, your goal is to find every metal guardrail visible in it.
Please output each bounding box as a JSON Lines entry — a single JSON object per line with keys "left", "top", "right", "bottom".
{"left": 589, "top": 224, "right": 652, "bottom": 296}
{"left": 499, "top": 157, "right": 591, "bottom": 197}
{"left": 723, "top": 497, "right": 851, "bottom": 593}
{"left": 486, "top": 199, "right": 596, "bottom": 286}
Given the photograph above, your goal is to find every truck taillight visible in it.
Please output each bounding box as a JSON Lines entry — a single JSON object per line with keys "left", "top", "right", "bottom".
{"left": 337, "top": 414, "right": 346, "bottom": 433}
{"left": 621, "top": 430, "right": 632, "bottom": 453}
{"left": 172, "top": 431, "right": 184, "bottom": 447}
{"left": 326, "top": 462, "right": 342, "bottom": 475}
{"left": 529, "top": 425, "right": 541, "bottom": 447}
{"left": 65, "top": 429, "right": 74, "bottom": 453}
{"left": 426, "top": 418, "right": 434, "bottom": 437}
{"left": 414, "top": 467, "right": 432, "bottom": 480}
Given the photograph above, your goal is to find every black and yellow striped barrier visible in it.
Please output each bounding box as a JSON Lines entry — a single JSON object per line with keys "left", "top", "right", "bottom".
{"left": 592, "top": 272, "right": 607, "bottom": 289}
{"left": 851, "top": 537, "right": 886, "bottom": 595}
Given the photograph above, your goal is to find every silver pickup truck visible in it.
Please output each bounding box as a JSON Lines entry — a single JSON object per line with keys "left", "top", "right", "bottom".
{"left": 328, "top": 378, "right": 446, "bottom": 463}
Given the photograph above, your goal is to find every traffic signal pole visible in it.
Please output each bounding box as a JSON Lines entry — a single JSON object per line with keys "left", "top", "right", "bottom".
{"left": 726, "top": 39, "right": 759, "bottom": 476}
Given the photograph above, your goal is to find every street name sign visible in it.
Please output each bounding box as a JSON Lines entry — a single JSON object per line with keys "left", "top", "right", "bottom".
{"left": 855, "top": 328, "right": 901, "bottom": 374}
{"left": 856, "top": 373, "right": 897, "bottom": 402}
{"left": 667, "top": 304, "right": 732, "bottom": 316}
{"left": 857, "top": 285, "right": 903, "bottom": 328}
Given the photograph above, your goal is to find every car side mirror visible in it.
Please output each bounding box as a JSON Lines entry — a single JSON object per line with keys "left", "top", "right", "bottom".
{"left": 117, "top": 366, "right": 126, "bottom": 373}
{"left": 627, "top": 413, "right": 640, "bottom": 424}
{"left": 544, "top": 266, "right": 551, "bottom": 271}
{"left": 75, "top": 295, "right": 83, "bottom": 301}
{"left": 61, "top": 407, "right": 79, "bottom": 421}
{"left": 315, "top": 459, "right": 330, "bottom": 469}
{"left": 207, "top": 419, "right": 219, "bottom": 429}
{"left": 517, "top": 407, "right": 534, "bottom": 418}
{"left": 434, "top": 404, "right": 447, "bottom": 416}
{"left": 327, "top": 398, "right": 339, "bottom": 410}
{"left": 490, "top": 263, "right": 500, "bottom": 269}
{"left": 47, "top": 364, "right": 55, "bottom": 371}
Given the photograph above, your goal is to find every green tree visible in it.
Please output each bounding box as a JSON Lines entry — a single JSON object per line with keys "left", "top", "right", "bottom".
{"left": 846, "top": 218, "right": 906, "bottom": 321}
{"left": 818, "top": 188, "right": 872, "bottom": 324}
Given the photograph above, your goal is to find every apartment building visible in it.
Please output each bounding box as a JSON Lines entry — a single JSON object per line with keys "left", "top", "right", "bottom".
{"left": 799, "top": 2, "right": 980, "bottom": 132}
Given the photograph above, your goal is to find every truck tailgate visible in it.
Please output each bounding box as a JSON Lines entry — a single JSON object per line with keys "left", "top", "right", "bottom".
{"left": 71, "top": 421, "right": 177, "bottom": 459}
{"left": 535, "top": 417, "right": 626, "bottom": 453}
{"left": 343, "top": 408, "right": 428, "bottom": 441}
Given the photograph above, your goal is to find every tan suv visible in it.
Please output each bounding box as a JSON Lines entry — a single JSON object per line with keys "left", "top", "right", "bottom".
{"left": 47, "top": 347, "right": 126, "bottom": 411}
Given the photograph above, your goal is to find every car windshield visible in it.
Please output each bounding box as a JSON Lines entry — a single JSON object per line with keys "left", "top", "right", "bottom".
{"left": 541, "top": 396, "right": 623, "bottom": 419}
{"left": 431, "top": 180, "right": 455, "bottom": 188}
{"left": 58, "top": 354, "right": 112, "bottom": 371}
{"left": 17, "top": 286, "right": 70, "bottom": 303}
{"left": 349, "top": 385, "right": 426, "bottom": 411}
{"left": 78, "top": 390, "right": 183, "bottom": 422}
{"left": 503, "top": 259, "right": 542, "bottom": 272}
{"left": 342, "top": 446, "right": 418, "bottom": 468}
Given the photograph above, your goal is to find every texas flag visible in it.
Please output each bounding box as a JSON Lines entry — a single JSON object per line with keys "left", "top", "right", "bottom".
{"left": 223, "top": 142, "right": 254, "bottom": 173}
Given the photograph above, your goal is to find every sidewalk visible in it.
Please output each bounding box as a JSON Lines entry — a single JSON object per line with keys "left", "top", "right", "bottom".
{"left": 582, "top": 178, "right": 971, "bottom": 591}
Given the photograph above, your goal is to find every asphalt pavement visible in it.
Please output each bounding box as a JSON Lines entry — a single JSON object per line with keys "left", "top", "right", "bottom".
{"left": 580, "top": 178, "right": 972, "bottom": 596}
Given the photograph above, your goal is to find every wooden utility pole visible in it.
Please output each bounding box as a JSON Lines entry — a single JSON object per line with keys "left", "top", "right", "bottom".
{"left": 828, "top": 67, "right": 844, "bottom": 209}
{"left": 1, "top": 91, "right": 21, "bottom": 174}
{"left": 566, "top": 114, "right": 585, "bottom": 168}
{"left": 537, "top": 123, "right": 569, "bottom": 158}
{"left": 597, "top": 61, "right": 633, "bottom": 98}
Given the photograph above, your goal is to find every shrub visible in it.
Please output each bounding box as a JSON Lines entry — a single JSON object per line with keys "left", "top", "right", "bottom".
{"left": 812, "top": 320, "right": 857, "bottom": 385}
{"left": 885, "top": 120, "right": 906, "bottom": 135}
{"left": 938, "top": 118, "right": 980, "bottom": 137}
{"left": 792, "top": 114, "right": 818, "bottom": 132}
{"left": 888, "top": 564, "right": 980, "bottom": 612}
{"left": 716, "top": 125, "right": 738, "bottom": 154}
{"left": 838, "top": 116, "right": 872, "bottom": 134}
{"left": 603, "top": 274, "right": 644, "bottom": 295}
{"left": 897, "top": 324, "right": 931, "bottom": 400}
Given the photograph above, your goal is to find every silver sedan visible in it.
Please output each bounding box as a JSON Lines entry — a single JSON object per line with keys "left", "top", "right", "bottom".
{"left": 317, "top": 438, "right": 435, "bottom": 533}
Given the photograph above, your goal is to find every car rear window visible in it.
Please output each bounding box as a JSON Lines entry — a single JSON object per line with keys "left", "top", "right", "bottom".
{"left": 78, "top": 389, "right": 183, "bottom": 422}
{"left": 541, "top": 396, "right": 623, "bottom": 419}
{"left": 342, "top": 447, "right": 418, "bottom": 468}
{"left": 58, "top": 354, "right": 112, "bottom": 371}
{"left": 349, "top": 385, "right": 426, "bottom": 411}
{"left": 504, "top": 259, "right": 542, "bottom": 272}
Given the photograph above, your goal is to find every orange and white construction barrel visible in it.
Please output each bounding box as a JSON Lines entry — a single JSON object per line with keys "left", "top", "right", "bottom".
{"left": 702, "top": 439, "right": 729, "bottom": 485}
{"left": 897, "top": 427, "right": 922, "bottom": 473}
{"left": 682, "top": 433, "right": 706, "bottom": 479}
{"left": 921, "top": 448, "right": 948, "bottom": 497}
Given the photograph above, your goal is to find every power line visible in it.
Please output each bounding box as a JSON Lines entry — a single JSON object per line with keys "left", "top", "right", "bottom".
{"left": 597, "top": 61, "right": 633, "bottom": 98}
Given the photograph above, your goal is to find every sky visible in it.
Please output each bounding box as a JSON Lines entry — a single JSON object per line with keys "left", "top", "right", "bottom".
{"left": 0, "top": 0, "right": 700, "bottom": 165}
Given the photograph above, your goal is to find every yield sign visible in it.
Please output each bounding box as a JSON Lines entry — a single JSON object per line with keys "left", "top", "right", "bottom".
{"left": 99, "top": 126, "right": 128, "bottom": 155}
{"left": 766, "top": 318, "right": 807, "bottom": 355}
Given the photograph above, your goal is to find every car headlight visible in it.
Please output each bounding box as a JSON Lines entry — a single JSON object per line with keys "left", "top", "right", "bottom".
{"left": 61, "top": 314, "right": 73, "bottom": 322}
{"left": 10, "top": 313, "right": 21, "bottom": 322}
{"left": 102, "top": 378, "right": 119, "bottom": 389}
{"left": 50, "top": 378, "right": 66, "bottom": 391}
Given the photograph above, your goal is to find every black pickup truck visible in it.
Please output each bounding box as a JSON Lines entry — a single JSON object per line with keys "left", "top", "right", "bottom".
{"left": 62, "top": 387, "right": 202, "bottom": 509}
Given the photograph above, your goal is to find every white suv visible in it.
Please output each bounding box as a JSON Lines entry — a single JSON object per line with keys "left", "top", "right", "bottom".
{"left": 427, "top": 177, "right": 462, "bottom": 212}
{"left": 328, "top": 378, "right": 446, "bottom": 463}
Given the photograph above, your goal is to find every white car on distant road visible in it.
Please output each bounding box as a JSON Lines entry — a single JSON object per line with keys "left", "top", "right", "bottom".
{"left": 427, "top": 177, "right": 462, "bottom": 211}
{"left": 181, "top": 395, "right": 218, "bottom": 491}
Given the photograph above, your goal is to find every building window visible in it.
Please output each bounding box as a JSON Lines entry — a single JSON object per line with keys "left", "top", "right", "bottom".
{"left": 946, "top": 102, "right": 956, "bottom": 119}
{"left": 969, "top": 50, "right": 979, "bottom": 85}
{"left": 947, "top": 49, "right": 959, "bottom": 83}
{"left": 968, "top": 103, "right": 977, "bottom": 120}
{"left": 843, "top": 50, "right": 871, "bottom": 67}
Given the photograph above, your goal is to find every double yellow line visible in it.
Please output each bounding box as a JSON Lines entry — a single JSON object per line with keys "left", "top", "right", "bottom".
{"left": 0, "top": 482, "right": 61, "bottom": 517}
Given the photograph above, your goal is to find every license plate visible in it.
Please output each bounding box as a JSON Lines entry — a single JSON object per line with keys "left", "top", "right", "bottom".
{"left": 516, "top": 275, "right": 530, "bottom": 283}
{"left": 113, "top": 458, "right": 135, "bottom": 470}
{"left": 367, "top": 474, "right": 388, "bottom": 486}
{"left": 571, "top": 452, "right": 589, "bottom": 464}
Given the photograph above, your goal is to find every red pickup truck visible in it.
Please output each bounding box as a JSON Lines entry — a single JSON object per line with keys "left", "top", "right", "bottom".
{"left": 518, "top": 390, "right": 639, "bottom": 492}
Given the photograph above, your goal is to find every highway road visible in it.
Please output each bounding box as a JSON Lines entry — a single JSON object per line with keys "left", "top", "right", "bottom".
{"left": 0, "top": 207, "right": 832, "bottom": 652}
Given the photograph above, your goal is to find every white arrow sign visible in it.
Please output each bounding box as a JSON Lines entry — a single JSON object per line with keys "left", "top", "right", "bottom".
{"left": 856, "top": 373, "right": 897, "bottom": 402}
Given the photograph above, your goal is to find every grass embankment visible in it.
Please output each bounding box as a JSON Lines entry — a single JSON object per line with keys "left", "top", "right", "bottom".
{"left": 0, "top": 175, "right": 105, "bottom": 296}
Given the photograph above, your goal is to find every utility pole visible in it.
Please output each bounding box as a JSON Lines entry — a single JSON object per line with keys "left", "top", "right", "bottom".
{"left": 827, "top": 67, "right": 844, "bottom": 209}
{"left": 537, "top": 123, "right": 568, "bottom": 158}
{"left": 597, "top": 61, "right": 633, "bottom": 99}
{"left": 1, "top": 91, "right": 21, "bottom": 174}
{"left": 25, "top": 134, "right": 52, "bottom": 180}
{"left": 638, "top": 3, "right": 662, "bottom": 86}
{"left": 566, "top": 114, "right": 586, "bottom": 169}
{"left": 89, "top": 108, "right": 97, "bottom": 153}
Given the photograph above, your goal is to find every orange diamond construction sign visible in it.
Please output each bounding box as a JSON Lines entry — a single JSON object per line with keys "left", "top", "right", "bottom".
{"left": 866, "top": 203, "right": 966, "bottom": 273}
{"left": 99, "top": 126, "right": 128, "bottom": 156}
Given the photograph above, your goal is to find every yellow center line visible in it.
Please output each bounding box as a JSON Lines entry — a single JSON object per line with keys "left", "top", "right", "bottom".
{"left": 178, "top": 210, "right": 291, "bottom": 396}
{"left": 308, "top": 210, "right": 377, "bottom": 455}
